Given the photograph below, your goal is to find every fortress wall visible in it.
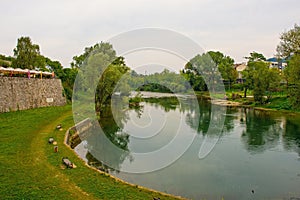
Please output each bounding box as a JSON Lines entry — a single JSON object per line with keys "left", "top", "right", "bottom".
{"left": 0, "top": 77, "right": 66, "bottom": 112}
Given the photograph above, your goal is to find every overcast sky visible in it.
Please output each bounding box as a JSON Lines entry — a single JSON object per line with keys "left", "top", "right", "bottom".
{"left": 1, "top": 0, "right": 299, "bottom": 69}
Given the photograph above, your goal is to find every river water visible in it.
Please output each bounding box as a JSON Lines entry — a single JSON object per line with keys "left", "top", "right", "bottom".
{"left": 75, "top": 98, "right": 300, "bottom": 200}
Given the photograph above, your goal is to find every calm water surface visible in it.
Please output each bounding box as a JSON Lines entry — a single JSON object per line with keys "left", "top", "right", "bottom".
{"left": 75, "top": 98, "right": 300, "bottom": 200}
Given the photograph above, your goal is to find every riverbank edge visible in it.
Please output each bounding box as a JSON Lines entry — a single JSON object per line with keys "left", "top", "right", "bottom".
{"left": 133, "top": 91, "right": 298, "bottom": 114}
{"left": 199, "top": 94, "right": 300, "bottom": 115}
{"left": 64, "top": 121, "right": 187, "bottom": 200}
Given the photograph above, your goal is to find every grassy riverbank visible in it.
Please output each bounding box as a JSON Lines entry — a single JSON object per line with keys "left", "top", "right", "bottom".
{"left": 0, "top": 105, "right": 181, "bottom": 200}
{"left": 196, "top": 91, "right": 299, "bottom": 113}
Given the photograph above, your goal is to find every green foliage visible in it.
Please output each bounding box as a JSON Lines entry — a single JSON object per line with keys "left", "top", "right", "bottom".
{"left": 181, "top": 63, "right": 207, "bottom": 91}
{"left": 45, "top": 57, "right": 63, "bottom": 75}
{"left": 12, "top": 36, "right": 46, "bottom": 70}
{"left": 96, "top": 63, "right": 130, "bottom": 115}
{"left": 277, "top": 24, "right": 300, "bottom": 109}
{"left": 218, "top": 57, "right": 237, "bottom": 87}
{"left": 243, "top": 53, "right": 281, "bottom": 102}
{"left": 182, "top": 51, "right": 234, "bottom": 93}
{"left": 286, "top": 54, "right": 300, "bottom": 109}
{"left": 125, "top": 69, "right": 192, "bottom": 94}
{"left": 230, "top": 83, "right": 244, "bottom": 91}
{"left": 60, "top": 68, "right": 78, "bottom": 101}
{"left": 44, "top": 57, "right": 78, "bottom": 101}
{"left": 264, "top": 97, "right": 292, "bottom": 110}
{"left": 0, "top": 59, "right": 11, "bottom": 67}
{"left": 277, "top": 24, "right": 300, "bottom": 58}
{"left": 71, "top": 42, "right": 117, "bottom": 69}
{"left": 0, "top": 54, "right": 15, "bottom": 62}
{"left": 144, "top": 97, "right": 179, "bottom": 112}
{"left": 72, "top": 42, "right": 130, "bottom": 116}
{"left": 244, "top": 51, "right": 266, "bottom": 62}
{"left": 0, "top": 54, "right": 14, "bottom": 67}
{"left": 129, "top": 92, "right": 142, "bottom": 104}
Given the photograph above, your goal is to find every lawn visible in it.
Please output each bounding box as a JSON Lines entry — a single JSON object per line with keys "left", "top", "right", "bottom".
{"left": 0, "top": 105, "right": 181, "bottom": 200}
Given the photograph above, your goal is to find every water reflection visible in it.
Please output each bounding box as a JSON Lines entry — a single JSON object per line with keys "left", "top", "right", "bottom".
{"left": 79, "top": 97, "right": 132, "bottom": 173}
{"left": 143, "top": 97, "right": 179, "bottom": 112}
{"left": 284, "top": 117, "right": 300, "bottom": 156}
{"left": 241, "top": 109, "right": 281, "bottom": 154}
{"left": 74, "top": 97, "right": 300, "bottom": 199}
{"left": 79, "top": 98, "right": 300, "bottom": 170}
{"left": 185, "top": 99, "right": 234, "bottom": 136}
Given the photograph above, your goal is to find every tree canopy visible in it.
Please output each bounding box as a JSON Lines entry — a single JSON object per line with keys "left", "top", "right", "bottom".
{"left": 243, "top": 53, "right": 281, "bottom": 103}
{"left": 285, "top": 54, "right": 300, "bottom": 109}
{"left": 244, "top": 52, "right": 266, "bottom": 62}
{"left": 277, "top": 24, "right": 300, "bottom": 109}
{"left": 277, "top": 24, "right": 300, "bottom": 58}
{"left": 181, "top": 51, "right": 235, "bottom": 92}
{"left": 12, "top": 36, "right": 46, "bottom": 70}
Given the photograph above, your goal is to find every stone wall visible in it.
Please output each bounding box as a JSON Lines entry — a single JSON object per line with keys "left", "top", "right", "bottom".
{"left": 0, "top": 77, "right": 66, "bottom": 112}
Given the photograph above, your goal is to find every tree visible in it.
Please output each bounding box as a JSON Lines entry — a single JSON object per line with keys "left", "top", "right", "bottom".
{"left": 183, "top": 51, "right": 233, "bottom": 93}
{"left": 45, "top": 57, "right": 63, "bottom": 76}
{"left": 243, "top": 56, "right": 281, "bottom": 103}
{"left": 71, "top": 42, "right": 117, "bottom": 69}
{"left": 0, "top": 54, "right": 15, "bottom": 67}
{"left": 264, "top": 68, "right": 281, "bottom": 102}
{"left": 276, "top": 24, "right": 300, "bottom": 109}
{"left": 12, "top": 36, "right": 45, "bottom": 70}
{"left": 277, "top": 24, "right": 300, "bottom": 58}
{"left": 286, "top": 54, "right": 300, "bottom": 109}
{"left": 242, "top": 62, "right": 255, "bottom": 98}
{"left": 242, "top": 52, "right": 267, "bottom": 98}
{"left": 61, "top": 68, "right": 78, "bottom": 101}
{"left": 246, "top": 61, "right": 269, "bottom": 102}
{"left": 181, "top": 67, "right": 207, "bottom": 91}
{"left": 217, "top": 55, "right": 237, "bottom": 89}
{"left": 244, "top": 52, "right": 266, "bottom": 62}
{"left": 72, "top": 42, "right": 130, "bottom": 117}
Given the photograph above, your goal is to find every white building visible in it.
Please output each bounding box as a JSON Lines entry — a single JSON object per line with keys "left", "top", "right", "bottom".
{"left": 234, "top": 63, "right": 247, "bottom": 83}
{"left": 266, "top": 58, "right": 287, "bottom": 71}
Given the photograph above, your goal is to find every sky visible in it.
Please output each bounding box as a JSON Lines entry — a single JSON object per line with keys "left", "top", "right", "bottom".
{"left": 1, "top": 0, "right": 300, "bottom": 71}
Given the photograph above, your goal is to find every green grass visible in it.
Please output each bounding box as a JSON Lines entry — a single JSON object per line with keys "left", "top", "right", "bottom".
{"left": 261, "top": 96, "right": 293, "bottom": 111}
{"left": 0, "top": 105, "right": 182, "bottom": 200}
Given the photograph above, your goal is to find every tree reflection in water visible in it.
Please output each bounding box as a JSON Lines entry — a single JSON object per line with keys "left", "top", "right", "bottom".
{"left": 184, "top": 98, "right": 234, "bottom": 136}
{"left": 80, "top": 97, "right": 300, "bottom": 173}
{"left": 241, "top": 109, "right": 281, "bottom": 154}
{"left": 83, "top": 97, "right": 134, "bottom": 173}
{"left": 283, "top": 116, "right": 300, "bottom": 156}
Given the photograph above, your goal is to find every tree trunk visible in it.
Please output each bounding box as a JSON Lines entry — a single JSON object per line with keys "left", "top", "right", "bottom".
{"left": 244, "top": 87, "right": 248, "bottom": 98}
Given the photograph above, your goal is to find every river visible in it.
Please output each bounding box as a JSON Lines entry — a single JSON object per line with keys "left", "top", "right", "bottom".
{"left": 74, "top": 97, "right": 300, "bottom": 200}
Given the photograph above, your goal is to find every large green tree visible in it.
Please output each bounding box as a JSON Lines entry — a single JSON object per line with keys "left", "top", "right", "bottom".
{"left": 252, "top": 63, "right": 280, "bottom": 103}
{"left": 181, "top": 62, "right": 207, "bottom": 91}
{"left": 243, "top": 53, "right": 281, "bottom": 103}
{"left": 277, "top": 24, "right": 300, "bottom": 58}
{"left": 277, "top": 24, "right": 300, "bottom": 109}
{"left": 73, "top": 42, "right": 130, "bottom": 117}
{"left": 242, "top": 52, "right": 267, "bottom": 98}
{"left": 183, "top": 51, "right": 235, "bottom": 92}
{"left": 12, "top": 36, "right": 45, "bottom": 70}
{"left": 217, "top": 54, "right": 237, "bottom": 89}
{"left": 285, "top": 54, "right": 300, "bottom": 109}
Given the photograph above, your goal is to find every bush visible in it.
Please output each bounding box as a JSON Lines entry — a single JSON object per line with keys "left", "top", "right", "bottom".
{"left": 0, "top": 59, "right": 11, "bottom": 67}
{"left": 231, "top": 83, "right": 243, "bottom": 91}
